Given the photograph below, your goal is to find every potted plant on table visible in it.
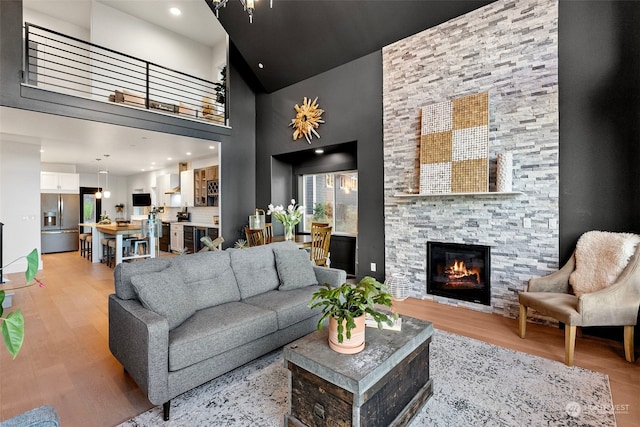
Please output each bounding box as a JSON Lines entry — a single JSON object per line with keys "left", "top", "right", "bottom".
{"left": 309, "top": 276, "right": 396, "bottom": 354}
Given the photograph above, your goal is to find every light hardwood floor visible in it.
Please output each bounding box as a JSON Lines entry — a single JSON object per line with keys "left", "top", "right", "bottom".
{"left": 1, "top": 251, "right": 638, "bottom": 426}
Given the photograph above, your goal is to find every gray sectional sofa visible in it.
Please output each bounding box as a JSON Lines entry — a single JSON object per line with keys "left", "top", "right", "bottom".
{"left": 108, "top": 241, "right": 346, "bottom": 420}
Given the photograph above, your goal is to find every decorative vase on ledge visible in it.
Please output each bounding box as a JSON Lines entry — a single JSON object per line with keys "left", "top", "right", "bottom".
{"left": 284, "top": 224, "right": 295, "bottom": 241}
{"left": 496, "top": 153, "right": 513, "bottom": 192}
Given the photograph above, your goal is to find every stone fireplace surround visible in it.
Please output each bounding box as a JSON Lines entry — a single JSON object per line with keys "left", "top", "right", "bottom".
{"left": 383, "top": 0, "right": 559, "bottom": 320}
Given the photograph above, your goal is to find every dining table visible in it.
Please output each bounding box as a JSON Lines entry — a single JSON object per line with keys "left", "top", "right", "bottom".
{"left": 269, "top": 234, "right": 312, "bottom": 249}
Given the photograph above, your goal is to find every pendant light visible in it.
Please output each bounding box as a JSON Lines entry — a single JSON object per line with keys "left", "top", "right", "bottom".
{"left": 212, "top": 0, "right": 273, "bottom": 23}
{"left": 103, "top": 154, "right": 111, "bottom": 199}
{"left": 95, "top": 158, "right": 103, "bottom": 199}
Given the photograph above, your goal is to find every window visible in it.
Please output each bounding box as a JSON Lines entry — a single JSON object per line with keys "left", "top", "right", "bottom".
{"left": 301, "top": 171, "right": 358, "bottom": 235}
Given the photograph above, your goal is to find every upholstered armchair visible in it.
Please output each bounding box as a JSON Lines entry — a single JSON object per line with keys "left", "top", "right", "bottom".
{"left": 518, "top": 231, "right": 640, "bottom": 366}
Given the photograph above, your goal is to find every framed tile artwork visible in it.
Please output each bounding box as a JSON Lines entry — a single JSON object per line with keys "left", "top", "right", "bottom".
{"left": 420, "top": 92, "right": 489, "bottom": 194}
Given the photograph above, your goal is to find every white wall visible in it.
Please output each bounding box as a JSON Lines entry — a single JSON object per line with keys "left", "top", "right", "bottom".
{"left": 23, "top": 7, "right": 89, "bottom": 39}
{"left": 23, "top": 7, "right": 91, "bottom": 96}
{"left": 91, "top": 2, "right": 218, "bottom": 105}
{"left": 0, "top": 140, "right": 42, "bottom": 274}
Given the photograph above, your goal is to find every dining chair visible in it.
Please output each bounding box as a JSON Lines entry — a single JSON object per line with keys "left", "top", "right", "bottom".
{"left": 310, "top": 225, "right": 332, "bottom": 266}
{"left": 263, "top": 223, "right": 274, "bottom": 244}
{"left": 245, "top": 226, "right": 265, "bottom": 247}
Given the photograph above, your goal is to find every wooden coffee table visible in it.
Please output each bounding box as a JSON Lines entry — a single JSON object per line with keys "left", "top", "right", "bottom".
{"left": 283, "top": 315, "right": 433, "bottom": 427}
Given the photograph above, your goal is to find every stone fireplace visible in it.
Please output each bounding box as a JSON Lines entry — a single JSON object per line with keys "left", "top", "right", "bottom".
{"left": 382, "top": 0, "right": 560, "bottom": 318}
{"left": 427, "top": 242, "right": 491, "bottom": 306}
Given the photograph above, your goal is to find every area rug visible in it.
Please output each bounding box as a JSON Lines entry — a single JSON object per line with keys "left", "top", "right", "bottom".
{"left": 119, "top": 329, "right": 616, "bottom": 426}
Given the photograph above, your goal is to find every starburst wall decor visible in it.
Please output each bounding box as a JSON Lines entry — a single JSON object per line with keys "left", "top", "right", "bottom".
{"left": 289, "top": 97, "right": 325, "bottom": 143}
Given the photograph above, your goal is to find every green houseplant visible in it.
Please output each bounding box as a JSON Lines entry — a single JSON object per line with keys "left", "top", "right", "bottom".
{"left": 0, "top": 248, "right": 41, "bottom": 358}
{"left": 309, "top": 276, "right": 396, "bottom": 353}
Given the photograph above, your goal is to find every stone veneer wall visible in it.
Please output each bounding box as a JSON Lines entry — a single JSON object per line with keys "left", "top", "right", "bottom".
{"left": 382, "top": 0, "right": 559, "bottom": 319}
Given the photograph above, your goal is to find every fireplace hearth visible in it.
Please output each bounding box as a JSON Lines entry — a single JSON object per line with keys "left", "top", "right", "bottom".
{"left": 427, "top": 242, "right": 490, "bottom": 305}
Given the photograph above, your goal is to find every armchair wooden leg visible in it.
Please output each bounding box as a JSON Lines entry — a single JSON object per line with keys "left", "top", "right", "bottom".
{"left": 163, "top": 401, "right": 171, "bottom": 421}
{"left": 565, "top": 325, "right": 576, "bottom": 366}
{"left": 623, "top": 325, "right": 635, "bottom": 363}
{"left": 518, "top": 304, "right": 527, "bottom": 338}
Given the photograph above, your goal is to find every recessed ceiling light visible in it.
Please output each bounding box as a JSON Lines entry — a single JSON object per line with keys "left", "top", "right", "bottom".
{"left": 167, "top": 157, "right": 173, "bottom": 161}
{"left": 151, "top": 161, "right": 156, "bottom": 165}
{"left": 141, "top": 168, "right": 146, "bottom": 172}
{"left": 170, "top": 7, "right": 181, "bottom": 16}
{"left": 40, "top": 148, "right": 44, "bottom": 153}
{"left": 258, "top": 63, "right": 264, "bottom": 69}
{"left": 209, "top": 145, "right": 215, "bottom": 150}
{"left": 186, "top": 152, "right": 192, "bottom": 156}
{"left": 315, "top": 149, "right": 324, "bottom": 154}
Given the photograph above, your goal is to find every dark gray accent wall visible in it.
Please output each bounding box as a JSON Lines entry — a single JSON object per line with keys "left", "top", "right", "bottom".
{"left": 559, "top": 0, "right": 640, "bottom": 262}
{"left": 221, "top": 49, "right": 257, "bottom": 246}
{"left": 0, "top": 1, "right": 24, "bottom": 104}
{"left": 255, "top": 52, "right": 384, "bottom": 281}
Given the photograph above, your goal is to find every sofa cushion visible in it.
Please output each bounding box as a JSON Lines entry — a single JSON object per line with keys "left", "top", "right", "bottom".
{"left": 274, "top": 248, "right": 318, "bottom": 290}
{"left": 243, "top": 287, "right": 322, "bottom": 330}
{"left": 229, "top": 245, "right": 281, "bottom": 299}
{"left": 171, "top": 251, "right": 241, "bottom": 311}
{"left": 130, "top": 267, "right": 195, "bottom": 330}
{"left": 114, "top": 257, "right": 173, "bottom": 300}
{"left": 168, "top": 301, "right": 278, "bottom": 371}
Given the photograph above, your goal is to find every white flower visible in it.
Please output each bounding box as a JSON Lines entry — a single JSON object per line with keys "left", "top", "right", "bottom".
{"left": 267, "top": 198, "right": 304, "bottom": 228}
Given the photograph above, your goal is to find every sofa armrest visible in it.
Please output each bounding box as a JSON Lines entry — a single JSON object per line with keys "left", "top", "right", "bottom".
{"left": 0, "top": 405, "right": 60, "bottom": 427}
{"left": 108, "top": 294, "right": 170, "bottom": 405}
{"left": 527, "top": 253, "right": 575, "bottom": 293}
{"left": 313, "top": 266, "right": 347, "bottom": 288}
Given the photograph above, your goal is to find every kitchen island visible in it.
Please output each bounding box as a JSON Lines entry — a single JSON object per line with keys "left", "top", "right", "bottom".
{"left": 96, "top": 223, "right": 156, "bottom": 265}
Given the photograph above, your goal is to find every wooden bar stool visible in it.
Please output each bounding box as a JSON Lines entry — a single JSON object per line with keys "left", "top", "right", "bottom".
{"left": 84, "top": 235, "right": 93, "bottom": 260}
{"left": 79, "top": 233, "right": 89, "bottom": 257}
{"left": 101, "top": 237, "right": 116, "bottom": 267}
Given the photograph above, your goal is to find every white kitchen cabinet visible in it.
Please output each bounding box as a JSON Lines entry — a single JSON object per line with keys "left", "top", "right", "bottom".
{"left": 155, "top": 174, "right": 180, "bottom": 207}
{"left": 170, "top": 223, "right": 184, "bottom": 252}
{"left": 40, "top": 172, "right": 79, "bottom": 193}
{"left": 180, "top": 169, "right": 194, "bottom": 208}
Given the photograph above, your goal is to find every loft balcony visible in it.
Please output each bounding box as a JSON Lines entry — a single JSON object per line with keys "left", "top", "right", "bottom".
{"left": 23, "top": 22, "right": 228, "bottom": 127}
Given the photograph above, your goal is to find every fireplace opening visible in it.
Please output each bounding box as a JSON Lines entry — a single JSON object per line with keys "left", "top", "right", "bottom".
{"left": 427, "top": 242, "right": 490, "bottom": 305}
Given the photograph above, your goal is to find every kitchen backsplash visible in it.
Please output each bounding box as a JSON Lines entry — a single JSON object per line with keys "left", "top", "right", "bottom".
{"left": 158, "top": 206, "right": 219, "bottom": 225}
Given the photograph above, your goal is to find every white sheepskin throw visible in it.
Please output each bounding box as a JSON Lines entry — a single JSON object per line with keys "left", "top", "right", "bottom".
{"left": 569, "top": 231, "right": 640, "bottom": 297}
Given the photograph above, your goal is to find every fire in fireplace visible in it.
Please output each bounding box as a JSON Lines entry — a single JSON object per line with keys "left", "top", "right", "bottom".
{"left": 427, "top": 241, "right": 490, "bottom": 305}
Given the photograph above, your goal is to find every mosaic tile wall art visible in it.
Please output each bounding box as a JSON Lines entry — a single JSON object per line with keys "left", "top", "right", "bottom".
{"left": 420, "top": 92, "right": 489, "bottom": 194}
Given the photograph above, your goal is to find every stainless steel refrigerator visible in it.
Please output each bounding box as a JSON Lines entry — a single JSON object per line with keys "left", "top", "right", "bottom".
{"left": 41, "top": 193, "right": 80, "bottom": 253}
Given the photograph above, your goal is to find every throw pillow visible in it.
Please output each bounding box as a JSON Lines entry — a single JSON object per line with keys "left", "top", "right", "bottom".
{"left": 569, "top": 231, "right": 640, "bottom": 297}
{"left": 274, "top": 248, "right": 318, "bottom": 291}
{"left": 130, "top": 267, "right": 195, "bottom": 330}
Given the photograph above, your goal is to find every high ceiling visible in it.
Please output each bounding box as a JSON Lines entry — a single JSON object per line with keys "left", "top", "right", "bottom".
{"left": 6, "top": 0, "right": 494, "bottom": 175}
{"left": 211, "top": 0, "right": 495, "bottom": 93}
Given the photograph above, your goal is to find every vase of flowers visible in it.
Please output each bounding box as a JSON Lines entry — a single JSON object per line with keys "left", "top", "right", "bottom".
{"left": 267, "top": 199, "right": 304, "bottom": 241}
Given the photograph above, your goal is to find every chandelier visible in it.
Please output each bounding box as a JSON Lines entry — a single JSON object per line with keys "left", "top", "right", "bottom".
{"left": 212, "top": 0, "right": 273, "bottom": 23}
